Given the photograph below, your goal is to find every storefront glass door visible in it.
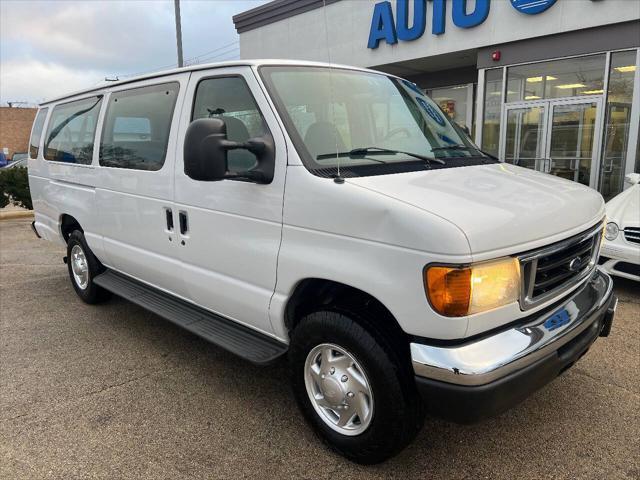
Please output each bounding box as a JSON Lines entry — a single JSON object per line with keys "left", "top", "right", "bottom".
{"left": 503, "top": 104, "right": 547, "bottom": 171}
{"left": 546, "top": 100, "right": 601, "bottom": 187}
{"left": 501, "top": 97, "right": 603, "bottom": 188}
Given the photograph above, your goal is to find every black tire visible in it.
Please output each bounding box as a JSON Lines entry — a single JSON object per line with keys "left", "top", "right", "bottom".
{"left": 66, "top": 230, "right": 111, "bottom": 304}
{"left": 289, "top": 310, "right": 424, "bottom": 464}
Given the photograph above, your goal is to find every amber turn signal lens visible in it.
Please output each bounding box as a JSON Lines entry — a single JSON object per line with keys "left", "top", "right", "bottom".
{"left": 425, "top": 266, "right": 472, "bottom": 317}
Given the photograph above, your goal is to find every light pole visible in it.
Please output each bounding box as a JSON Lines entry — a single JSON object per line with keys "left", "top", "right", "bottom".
{"left": 174, "top": 0, "right": 184, "bottom": 68}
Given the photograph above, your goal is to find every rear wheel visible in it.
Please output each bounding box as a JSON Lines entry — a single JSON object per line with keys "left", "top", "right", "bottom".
{"left": 289, "top": 310, "right": 423, "bottom": 464}
{"left": 66, "top": 230, "right": 110, "bottom": 304}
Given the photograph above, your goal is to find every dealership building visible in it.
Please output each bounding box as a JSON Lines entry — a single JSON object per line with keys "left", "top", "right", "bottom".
{"left": 234, "top": 0, "right": 640, "bottom": 199}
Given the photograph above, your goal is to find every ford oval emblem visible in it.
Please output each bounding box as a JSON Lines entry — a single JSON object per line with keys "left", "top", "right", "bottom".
{"left": 569, "top": 257, "right": 582, "bottom": 272}
{"left": 510, "top": 0, "right": 557, "bottom": 15}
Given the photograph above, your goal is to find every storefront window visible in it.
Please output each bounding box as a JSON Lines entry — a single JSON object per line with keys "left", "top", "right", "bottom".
{"left": 481, "top": 69, "right": 503, "bottom": 156}
{"left": 600, "top": 50, "right": 637, "bottom": 199}
{"left": 506, "top": 55, "right": 606, "bottom": 103}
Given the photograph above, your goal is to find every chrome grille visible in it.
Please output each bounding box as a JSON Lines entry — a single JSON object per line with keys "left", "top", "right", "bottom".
{"left": 624, "top": 227, "right": 640, "bottom": 245}
{"left": 519, "top": 223, "right": 603, "bottom": 310}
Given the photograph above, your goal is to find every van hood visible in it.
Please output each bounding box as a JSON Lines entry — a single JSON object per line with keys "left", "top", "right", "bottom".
{"left": 346, "top": 163, "right": 605, "bottom": 255}
{"left": 605, "top": 184, "right": 639, "bottom": 229}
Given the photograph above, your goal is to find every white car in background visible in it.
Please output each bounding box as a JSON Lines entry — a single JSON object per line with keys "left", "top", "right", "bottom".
{"left": 601, "top": 173, "right": 640, "bottom": 281}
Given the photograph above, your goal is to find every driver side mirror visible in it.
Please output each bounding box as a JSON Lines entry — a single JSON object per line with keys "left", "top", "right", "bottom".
{"left": 184, "top": 118, "right": 274, "bottom": 183}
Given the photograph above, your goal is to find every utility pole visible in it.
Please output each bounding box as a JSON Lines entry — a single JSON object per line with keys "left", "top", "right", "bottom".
{"left": 174, "top": 0, "right": 184, "bottom": 68}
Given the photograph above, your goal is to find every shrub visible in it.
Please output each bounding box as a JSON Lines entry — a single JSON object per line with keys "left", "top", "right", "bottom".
{"left": 0, "top": 166, "right": 32, "bottom": 210}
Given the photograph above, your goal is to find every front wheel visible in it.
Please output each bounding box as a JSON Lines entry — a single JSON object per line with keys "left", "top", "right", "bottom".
{"left": 289, "top": 310, "right": 424, "bottom": 464}
{"left": 66, "top": 230, "right": 111, "bottom": 304}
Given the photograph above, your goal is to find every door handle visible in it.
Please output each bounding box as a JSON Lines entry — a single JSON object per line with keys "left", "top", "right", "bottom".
{"left": 165, "top": 208, "right": 174, "bottom": 231}
{"left": 179, "top": 211, "right": 188, "bottom": 235}
{"left": 603, "top": 157, "right": 615, "bottom": 173}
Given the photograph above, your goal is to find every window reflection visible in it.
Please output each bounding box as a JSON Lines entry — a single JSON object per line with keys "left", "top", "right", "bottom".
{"left": 482, "top": 69, "right": 503, "bottom": 156}
{"left": 29, "top": 108, "right": 48, "bottom": 159}
{"left": 507, "top": 55, "right": 606, "bottom": 102}
{"left": 100, "top": 83, "right": 179, "bottom": 171}
{"left": 428, "top": 85, "right": 471, "bottom": 132}
{"left": 600, "top": 50, "right": 637, "bottom": 199}
{"left": 44, "top": 97, "right": 102, "bottom": 164}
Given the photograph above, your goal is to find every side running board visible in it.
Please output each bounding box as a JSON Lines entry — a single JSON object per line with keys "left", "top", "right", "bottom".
{"left": 93, "top": 270, "right": 288, "bottom": 365}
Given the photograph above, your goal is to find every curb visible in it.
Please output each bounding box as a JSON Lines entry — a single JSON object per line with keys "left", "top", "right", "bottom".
{"left": 0, "top": 210, "right": 34, "bottom": 220}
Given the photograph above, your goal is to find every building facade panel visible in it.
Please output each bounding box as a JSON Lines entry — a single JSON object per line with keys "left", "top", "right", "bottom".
{"left": 237, "top": 0, "right": 638, "bottom": 68}
{"left": 235, "top": 0, "right": 640, "bottom": 198}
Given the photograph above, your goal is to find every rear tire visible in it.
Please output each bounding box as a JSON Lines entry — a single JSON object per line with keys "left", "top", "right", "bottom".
{"left": 66, "top": 230, "right": 111, "bottom": 304}
{"left": 289, "top": 310, "right": 424, "bottom": 464}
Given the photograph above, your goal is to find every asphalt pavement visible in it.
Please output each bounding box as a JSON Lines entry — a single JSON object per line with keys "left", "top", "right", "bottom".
{"left": 1, "top": 218, "right": 638, "bottom": 479}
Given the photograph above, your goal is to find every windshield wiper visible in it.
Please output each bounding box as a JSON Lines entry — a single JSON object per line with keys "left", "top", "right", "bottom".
{"left": 317, "top": 147, "right": 444, "bottom": 165}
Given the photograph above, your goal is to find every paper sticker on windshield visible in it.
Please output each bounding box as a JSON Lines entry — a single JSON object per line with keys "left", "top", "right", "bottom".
{"left": 400, "top": 79, "right": 424, "bottom": 96}
{"left": 416, "top": 97, "right": 446, "bottom": 126}
{"left": 438, "top": 133, "right": 457, "bottom": 145}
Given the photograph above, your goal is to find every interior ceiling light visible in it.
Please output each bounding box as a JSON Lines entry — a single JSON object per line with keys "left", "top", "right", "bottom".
{"left": 556, "top": 83, "right": 586, "bottom": 89}
{"left": 614, "top": 65, "right": 637, "bottom": 73}
{"left": 582, "top": 89, "right": 604, "bottom": 94}
{"left": 525, "top": 95, "right": 541, "bottom": 100}
{"left": 526, "top": 76, "right": 558, "bottom": 83}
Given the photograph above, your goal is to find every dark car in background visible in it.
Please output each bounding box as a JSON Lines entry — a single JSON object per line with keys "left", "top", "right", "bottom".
{"left": 3, "top": 152, "right": 28, "bottom": 168}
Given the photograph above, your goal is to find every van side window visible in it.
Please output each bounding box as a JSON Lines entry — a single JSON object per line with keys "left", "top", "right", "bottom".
{"left": 44, "top": 97, "right": 102, "bottom": 164}
{"left": 192, "top": 77, "right": 268, "bottom": 172}
{"left": 100, "top": 82, "right": 179, "bottom": 171}
{"left": 29, "top": 107, "right": 48, "bottom": 158}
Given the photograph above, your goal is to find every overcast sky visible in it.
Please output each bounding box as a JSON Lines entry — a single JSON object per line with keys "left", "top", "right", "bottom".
{"left": 0, "top": 0, "right": 268, "bottom": 105}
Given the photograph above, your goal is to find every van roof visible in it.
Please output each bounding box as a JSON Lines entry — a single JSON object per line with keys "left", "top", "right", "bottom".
{"left": 40, "top": 59, "right": 393, "bottom": 106}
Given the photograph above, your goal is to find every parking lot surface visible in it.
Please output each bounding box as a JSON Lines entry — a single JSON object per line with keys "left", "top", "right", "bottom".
{"left": 1, "top": 218, "right": 639, "bottom": 479}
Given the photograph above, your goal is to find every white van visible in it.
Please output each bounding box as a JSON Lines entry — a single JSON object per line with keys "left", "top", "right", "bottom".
{"left": 28, "top": 60, "right": 616, "bottom": 464}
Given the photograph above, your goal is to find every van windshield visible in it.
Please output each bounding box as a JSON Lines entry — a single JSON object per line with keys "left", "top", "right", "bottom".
{"left": 259, "top": 66, "right": 493, "bottom": 178}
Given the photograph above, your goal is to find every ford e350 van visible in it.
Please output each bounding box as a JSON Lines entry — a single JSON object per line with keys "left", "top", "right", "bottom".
{"left": 28, "top": 60, "right": 617, "bottom": 464}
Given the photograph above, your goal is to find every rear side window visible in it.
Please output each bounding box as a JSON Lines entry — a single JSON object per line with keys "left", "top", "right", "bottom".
{"left": 44, "top": 96, "right": 102, "bottom": 164}
{"left": 29, "top": 108, "right": 48, "bottom": 158}
{"left": 100, "top": 82, "right": 179, "bottom": 171}
{"left": 192, "top": 76, "right": 268, "bottom": 172}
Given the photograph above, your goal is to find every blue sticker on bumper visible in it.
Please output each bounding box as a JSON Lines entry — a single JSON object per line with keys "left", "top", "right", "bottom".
{"left": 544, "top": 309, "right": 571, "bottom": 331}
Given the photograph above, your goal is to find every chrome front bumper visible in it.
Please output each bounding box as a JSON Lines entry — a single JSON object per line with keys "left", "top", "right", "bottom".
{"left": 411, "top": 268, "right": 615, "bottom": 387}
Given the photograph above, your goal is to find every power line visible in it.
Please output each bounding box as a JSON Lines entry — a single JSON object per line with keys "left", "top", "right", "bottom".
{"left": 205, "top": 52, "right": 241, "bottom": 63}
{"left": 120, "top": 61, "right": 178, "bottom": 79}
{"left": 115, "top": 39, "right": 241, "bottom": 79}
{"left": 190, "top": 46, "right": 240, "bottom": 65}
{"left": 192, "top": 51, "right": 240, "bottom": 65}
{"left": 183, "top": 40, "right": 239, "bottom": 64}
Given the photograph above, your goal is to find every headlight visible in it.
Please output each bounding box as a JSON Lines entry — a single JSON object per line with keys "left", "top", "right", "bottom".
{"left": 424, "top": 258, "right": 521, "bottom": 317}
{"left": 605, "top": 222, "right": 619, "bottom": 241}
